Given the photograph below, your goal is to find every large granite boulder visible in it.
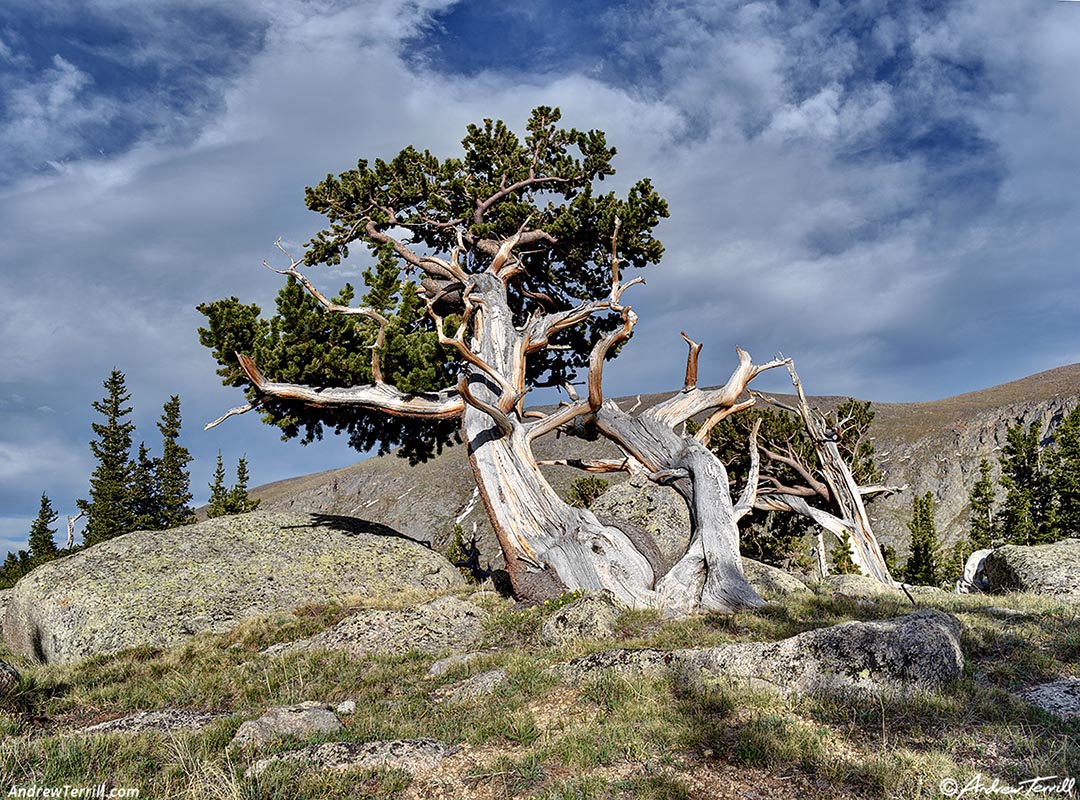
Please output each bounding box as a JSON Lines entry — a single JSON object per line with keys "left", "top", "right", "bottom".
{"left": 541, "top": 591, "right": 624, "bottom": 645}
{"left": 983, "top": 538, "right": 1080, "bottom": 600}
{"left": 742, "top": 559, "right": 811, "bottom": 600}
{"left": 590, "top": 477, "right": 690, "bottom": 570}
{"left": 3, "top": 511, "right": 463, "bottom": 665}
{"left": 549, "top": 610, "right": 963, "bottom": 696}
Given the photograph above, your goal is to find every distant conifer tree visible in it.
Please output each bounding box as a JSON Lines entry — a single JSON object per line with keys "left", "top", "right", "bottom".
{"left": 227, "top": 456, "right": 261, "bottom": 514}
{"left": 78, "top": 369, "right": 136, "bottom": 545}
{"left": 157, "top": 395, "right": 195, "bottom": 528}
{"left": 1050, "top": 405, "right": 1080, "bottom": 538}
{"left": 129, "top": 442, "right": 163, "bottom": 530}
{"left": 207, "top": 452, "right": 230, "bottom": 518}
{"left": 968, "top": 459, "right": 997, "bottom": 550}
{"left": 830, "top": 530, "right": 859, "bottom": 575}
{"left": 28, "top": 493, "right": 59, "bottom": 562}
{"left": 903, "top": 492, "right": 940, "bottom": 586}
{"left": 999, "top": 423, "right": 1055, "bottom": 545}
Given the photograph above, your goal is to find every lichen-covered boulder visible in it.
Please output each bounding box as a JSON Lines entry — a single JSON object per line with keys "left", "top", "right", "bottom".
{"left": 589, "top": 476, "right": 690, "bottom": 570}
{"left": 818, "top": 573, "right": 903, "bottom": 598}
{"left": 269, "top": 596, "right": 487, "bottom": 658}
{"left": 3, "top": 511, "right": 463, "bottom": 665}
{"left": 549, "top": 610, "right": 963, "bottom": 696}
{"left": 541, "top": 591, "right": 624, "bottom": 644}
{"left": 983, "top": 538, "right": 1080, "bottom": 600}
{"left": 741, "top": 559, "right": 811, "bottom": 600}
{"left": 230, "top": 701, "right": 343, "bottom": 750}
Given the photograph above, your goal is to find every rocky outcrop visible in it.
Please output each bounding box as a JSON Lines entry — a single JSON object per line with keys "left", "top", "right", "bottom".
{"left": 268, "top": 596, "right": 487, "bottom": 658}
{"left": 230, "top": 701, "right": 343, "bottom": 750}
{"left": 549, "top": 610, "right": 963, "bottom": 696}
{"left": 434, "top": 669, "right": 508, "bottom": 704}
{"left": 78, "top": 709, "right": 232, "bottom": 735}
{"left": 983, "top": 539, "right": 1080, "bottom": 599}
{"left": 742, "top": 558, "right": 811, "bottom": 600}
{"left": 3, "top": 511, "right": 463, "bottom": 666}
{"left": 246, "top": 738, "right": 458, "bottom": 778}
{"left": 540, "top": 592, "right": 623, "bottom": 645}
{"left": 1018, "top": 679, "right": 1080, "bottom": 720}
{"left": 589, "top": 477, "right": 690, "bottom": 570}
{"left": 0, "top": 659, "right": 20, "bottom": 700}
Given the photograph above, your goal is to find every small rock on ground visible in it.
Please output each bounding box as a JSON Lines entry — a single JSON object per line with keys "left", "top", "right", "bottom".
{"left": 230, "top": 701, "right": 342, "bottom": 750}
{"left": 0, "top": 659, "right": 20, "bottom": 699}
{"left": 434, "top": 669, "right": 508, "bottom": 704}
{"left": 426, "top": 651, "right": 490, "bottom": 679}
{"left": 245, "top": 738, "right": 458, "bottom": 778}
{"left": 1018, "top": 679, "right": 1080, "bottom": 720}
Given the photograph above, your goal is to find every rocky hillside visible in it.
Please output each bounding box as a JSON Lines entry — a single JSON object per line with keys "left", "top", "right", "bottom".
{"left": 249, "top": 364, "right": 1080, "bottom": 564}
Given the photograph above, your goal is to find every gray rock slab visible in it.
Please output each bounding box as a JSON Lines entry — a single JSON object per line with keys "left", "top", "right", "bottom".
{"left": 434, "top": 669, "right": 508, "bottom": 704}
{"left": 1018, "top": 679, "right": 1080, "bottom": 719}
{"left": 741, "top": 559, "right": 811, "bottom": 600}
{"left": 78, "top": 709, "right": 232, "bottom": 735}
{"left": 271, "top": 596, "right": 487, "bottom": 658}
{"left": 984, "top": 539, "right": 1080, "bottom": 600}
{"left": 3, "top": 511, "right": 463, "bottom": 666}
{"left": 541, "top": 592, "right": 623, "bottom": 645}
{"left": 590, "top": 477, "right": 690, "bottom": 570}
{"left": 230, "top": 701, "right": 342, "bottom": 750}
{"left": 819, "top": 573, "right": 904, "bottom": 598}
{"left": 245, "top": 738, "right": 458, "bottom": 778}
{"left": 548, "top": 610, "right": 963, "bottom": 696}
{"left": 425, "top": 651, "right": 490, "bottom": 679}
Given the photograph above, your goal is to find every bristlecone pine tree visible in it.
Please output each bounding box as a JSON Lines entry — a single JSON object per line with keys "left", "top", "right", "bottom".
{"left": 199, "top": 107, "right": 887, "bottom": 613}
{"left": 79, "top": 369, "right": 136, "bottom": 546}
{"left": 28, "top": 493, "right": 59, "bottom": 562}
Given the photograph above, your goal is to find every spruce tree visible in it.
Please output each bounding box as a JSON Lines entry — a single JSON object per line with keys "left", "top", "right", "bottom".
{"left": 226, "top": 456, "right": 261, "bottom": 515}
{"left": 79, "top": 369, "right": 136, "bottom": 546}
{"left": 157, "top": 395, "right": 196, "bottom": 528}
{"left": 903, "top": 492, "right": 940, "bottom": 586}
{"left": 28, "top": 493, "right": 59, "bottom": 562}
{"left": 999, "top": 423, "right": 1054, "bottom": 545}
{"left": 968, "top": 458, "right": 996, "bottom": 550}
{"left": 129, "top": 442, "right": 163, "bottom": 530}
{"left": 1050, "top": 405, "right": 1080, "bottom": 537}
{"left": 830, "top": 530, "right": 859, "bottom": 575}
{"left": 207, "top": 452, "right": 230, "bottom": 518}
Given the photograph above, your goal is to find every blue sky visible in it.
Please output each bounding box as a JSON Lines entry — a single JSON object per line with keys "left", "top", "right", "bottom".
{"left": 1, "top": 0, "right": 1078, "bottom": 553}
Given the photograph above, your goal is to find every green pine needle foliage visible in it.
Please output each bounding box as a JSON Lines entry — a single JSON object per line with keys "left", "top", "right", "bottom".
{"left": 198, "top": 107, "right": 668, "bottom": 463}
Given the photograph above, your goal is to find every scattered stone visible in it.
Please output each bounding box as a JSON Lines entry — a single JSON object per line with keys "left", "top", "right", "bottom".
{"left": 3, "top": 511, "right": 464, "bottom": 666}
{"left": 983, "top": 606, "right": 1029, "bottom": 621}
{"left": 425, "top": 651, "right": 490, "bottom": 679}
{"left": 230, "top": 701, "right": 342, "bottom": 750}
{"left": 1018, "top": 679, "right": 1080, "bottom": 720}
{"left": 589, "top": 477, "right": 690, "bottom": 570}
{"left": 819, "top": 574, "right": 903, "bottom": 599}
{"left": 549, "top": 610, "right": 963, "bottom": 696}
{"left": 0, "top": 659, "right": 20, "bottom": 699}
{"left": 983, "top": 539, "right": 1080, "bottom": 600}
{"left": 334, "top": 700, "right": 356, "bottom": 715}
{"left": 270, "top": 596, "right": 487, "bottom": 658}
{"left": 904, "top": 585, "right": 952, "bottom": 602}
{"left": 434, "top": 669, "right": 508, "bottom": 704}
{"left": 245, "top": 738, "right": 458, "bottom": 778}
{"left": 541, "top": 591, "right": 624, "bottom": 645}
{"left": 78, "top": 709, "right": 232, "bottom": 735}
{"left": 741, "top": 559, "right": 811, "bottom": 600}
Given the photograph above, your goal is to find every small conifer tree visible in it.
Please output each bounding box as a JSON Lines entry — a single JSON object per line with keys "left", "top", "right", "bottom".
{"left": 207, "top": 452, "right": 230, "bottom": 518}
{"left": 28, "top": 493, "right": 59, "bottom": 562}
{"left": 903, "top": 492, "right": 940, "bottom": 586}
{"left": 129, "top": 442, "right": 163, "bottom": 530}
{"left": 830, "top": 530, "right": 859, "bottom": 575}
{"left": 79, "top": 369, "right": 136, "bottom": 545}
{"left": 968, "top": 458, "right": 996, "bottom": 550}
{"left": 157, "top": 395, "right": 196, "bottom": 528}
{"left": 1050, "top": 405, "right": 1080, "bottom": 537}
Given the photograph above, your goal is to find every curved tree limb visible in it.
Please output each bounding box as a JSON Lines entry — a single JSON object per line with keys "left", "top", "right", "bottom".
{"left": 233, "top": 353, "right": 464, "bottom": 418}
